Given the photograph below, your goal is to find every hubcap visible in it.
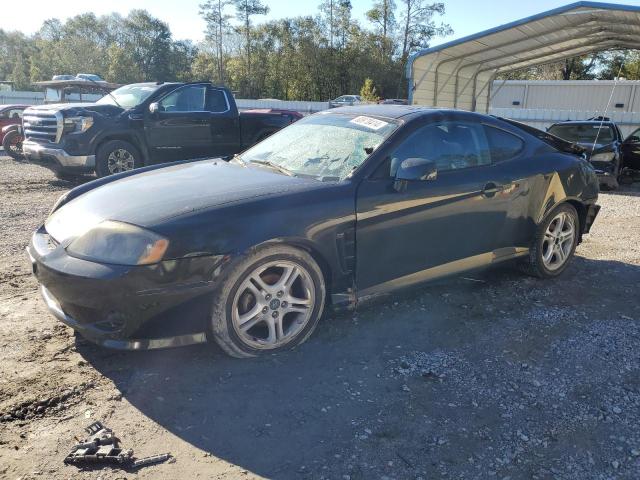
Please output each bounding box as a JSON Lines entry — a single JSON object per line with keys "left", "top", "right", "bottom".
{"left": 232, "top": 261, "right": 315, "bottom": 349}
{"left": 542, "top": 212, "right": 575, "bottom": 271}
{"left": 107, "top": 148, "right": 135, "bottom": 174}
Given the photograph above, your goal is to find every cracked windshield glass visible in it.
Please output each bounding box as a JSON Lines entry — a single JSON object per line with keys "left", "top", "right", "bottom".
{"left": 238, "top": 113, "right": 399, "bottom": 180}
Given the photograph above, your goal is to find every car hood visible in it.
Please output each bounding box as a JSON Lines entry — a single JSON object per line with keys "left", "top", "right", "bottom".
{"left": 46, "top": 160, "right": 318, "bottom": 244}
{"left": 25, "top": 103, "right": 123, "bottom": 117}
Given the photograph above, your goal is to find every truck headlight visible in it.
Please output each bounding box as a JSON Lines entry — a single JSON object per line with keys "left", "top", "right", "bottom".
{"left": 66, "top": 220, "right": 169, "bottom": 265}
{"left": 591, "top": 152, "right": 615, "bottom": 162}
{"left": 63, "top": 116, "right": 94, "bottom": 134}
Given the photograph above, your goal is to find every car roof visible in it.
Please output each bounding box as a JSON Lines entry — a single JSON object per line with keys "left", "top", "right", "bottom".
{"left": 0, "top": 104, "right": 29, "bottom": 110}
{"left": 328, "top": 104, "right": 461, "bottom": 120}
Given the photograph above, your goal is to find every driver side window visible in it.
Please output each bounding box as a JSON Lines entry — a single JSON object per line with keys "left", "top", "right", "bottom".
{"left": 159, "top": 85, "right": 206, "bottom": 112}
{"left": 375, "top": 121, "right": 491, "bottom": 178}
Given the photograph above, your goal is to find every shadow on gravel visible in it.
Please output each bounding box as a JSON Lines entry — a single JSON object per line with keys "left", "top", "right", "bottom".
{"left": 77, "top": 257, "right": 640, "bottom": 479}
{"left": 603, "top": 183, "right": 640, "bottom": 197}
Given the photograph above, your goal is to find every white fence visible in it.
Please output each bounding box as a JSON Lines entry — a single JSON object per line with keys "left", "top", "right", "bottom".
{"left": 489, "top": 108, "right": 640, "bottom": 137}
{"left": 237, "top": 99, "right": 329, "bottom": 114}
{"left": 0, "top": 90, "right": 329, "bottom": 114}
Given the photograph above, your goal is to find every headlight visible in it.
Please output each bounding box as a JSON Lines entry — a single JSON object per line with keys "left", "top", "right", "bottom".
{"left": 591, "top": 152, "right": 615, "bottom": 162}
{"left": 63, "top": 116, "right": 94, "bottom": 134}
{"left": 66, "top": 220, "right": 169, "bottom": 265}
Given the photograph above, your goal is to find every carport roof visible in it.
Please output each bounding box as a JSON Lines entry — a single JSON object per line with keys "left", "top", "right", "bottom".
{"left": 407, "top": 2, "right": 640, "bottom": 110}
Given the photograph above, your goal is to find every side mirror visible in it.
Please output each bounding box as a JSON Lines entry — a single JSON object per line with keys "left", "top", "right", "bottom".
{"left": 625, "top": 135, "right": 640, "bottom": 144}
{"left": 149, "top": 102, "right": 160, "bottom": 114}
{"left": 394, "top": 157, "right": 437, "bottom": 192}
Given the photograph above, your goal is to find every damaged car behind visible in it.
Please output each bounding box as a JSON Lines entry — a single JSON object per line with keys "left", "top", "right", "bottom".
{"left": 28, "top": 106, "right": 600, "bottom": 357}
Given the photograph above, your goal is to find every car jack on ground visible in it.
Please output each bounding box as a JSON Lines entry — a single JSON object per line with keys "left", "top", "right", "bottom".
{"left": 64, "top": 421, "right": 171, "bottom": 470}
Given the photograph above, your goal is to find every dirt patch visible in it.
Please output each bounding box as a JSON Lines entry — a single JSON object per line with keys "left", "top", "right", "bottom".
{"left": 0, "top": 155, "right": 639, "bottom": 479}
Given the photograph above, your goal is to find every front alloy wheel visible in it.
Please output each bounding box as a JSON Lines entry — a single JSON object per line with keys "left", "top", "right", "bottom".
{"left": 210, "top": 245, "right": 326, "bottom": 358}
{"left": 232, "top": 261, "right": 315, "bottom": 349}
{"left": 107, "top": 148, "right": 136, "bottom": 174}
{"left": 95, "top": 139, "right": 142, "bottom": 178}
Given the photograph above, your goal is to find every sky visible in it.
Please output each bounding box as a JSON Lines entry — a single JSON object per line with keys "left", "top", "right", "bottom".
{"left": 2, "top": 0, "right": 640, "bottom": 46}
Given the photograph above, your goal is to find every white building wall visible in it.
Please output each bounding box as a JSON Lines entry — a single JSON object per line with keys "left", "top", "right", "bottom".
{"left": 490, "top": 80, "right": 640, "bottom": 136}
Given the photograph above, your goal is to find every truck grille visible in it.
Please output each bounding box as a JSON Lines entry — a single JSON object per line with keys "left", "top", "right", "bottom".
{"left": 23, "top": 110, "right": 62, "bottom": 144}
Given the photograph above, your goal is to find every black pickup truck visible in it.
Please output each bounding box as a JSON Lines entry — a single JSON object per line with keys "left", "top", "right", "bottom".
{"left": 21, "top": 82, "right": 302, "bottom": 178}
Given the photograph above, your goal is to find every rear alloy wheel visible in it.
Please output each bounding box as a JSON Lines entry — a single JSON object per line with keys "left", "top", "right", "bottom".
{"left": 95, "top": 140, "right": 142, "bottom": 178}
{"left": 521, "top": 203, "right": 579, "bottom": 278}
{"left": 210, "top": 245, "right": 325, "bottom": 358}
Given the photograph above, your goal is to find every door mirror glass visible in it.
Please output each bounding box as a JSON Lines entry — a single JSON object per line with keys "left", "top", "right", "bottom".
{"left": 395, "top": 157, "right": 437, "bottom": 181}
{"left": 149, "top": 102, "right": 160, "bottom": 114}
{"left": 625, "top": 135, "right": 640, "bottom": 144}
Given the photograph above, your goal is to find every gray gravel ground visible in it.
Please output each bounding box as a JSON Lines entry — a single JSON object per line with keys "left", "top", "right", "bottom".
{"left": 0, "top": 154, "right": 639, "bottom": 480}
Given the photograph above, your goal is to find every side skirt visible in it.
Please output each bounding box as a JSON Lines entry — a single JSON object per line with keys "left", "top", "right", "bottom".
{"left": 355, "top": 247, "right": 529, "bottom": 303}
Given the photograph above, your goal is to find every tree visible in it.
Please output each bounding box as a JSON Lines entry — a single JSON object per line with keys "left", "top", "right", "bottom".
{"left": 106, "top": 44, "right": 142, "bottom": 84}
{"left": 366, "top": 0, "right": 396, "bottom": 58}
{"left": 360, "top": 78, "right": 380, "bottom": 102}
{"left": 232, "top": 0, "right": 269, "bottom": 95}
{"left": 200, "top": 0, "right": 234, "bottom": 84}
{"left": 396, "top": 0, "right": 451, "bottom": 95}
{"left": 10, "top": 53, "right": 30, "bottom": 90}
{"left": 121, "top": 10, "right": 174, "bottom": 81}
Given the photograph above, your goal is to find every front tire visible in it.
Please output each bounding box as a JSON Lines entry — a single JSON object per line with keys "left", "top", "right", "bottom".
{"left": 521, "top": 203, "right": 579, "bottom": 278}
{"left": 95, "top": 140, "right": 142, "bottom": 178}
{"left": 2, "top": 130, "right": 24, "bottom": 160}
{"left": 210, "top": 245, "right": 326, "bottom": 358}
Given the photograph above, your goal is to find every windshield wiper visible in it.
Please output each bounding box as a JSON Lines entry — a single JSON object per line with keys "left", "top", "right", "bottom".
{"left": 250, "top": 160, "right": 296, "bottom": 177}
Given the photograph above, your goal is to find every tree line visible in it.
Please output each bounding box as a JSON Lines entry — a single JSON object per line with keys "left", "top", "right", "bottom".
{"left": 0, "top": 1, "right": 451, "bottom": 100}
{"left": 1, "top": 3, "right": 638, "bottom": 102}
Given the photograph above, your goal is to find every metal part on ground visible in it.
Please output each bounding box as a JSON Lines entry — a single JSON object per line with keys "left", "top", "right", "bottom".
{"left": 64, "top": 421, "right": 171, "bottom": 470}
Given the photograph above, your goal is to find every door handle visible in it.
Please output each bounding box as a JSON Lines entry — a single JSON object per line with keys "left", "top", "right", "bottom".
{"left": 482, "top": 182, "right": 503, "bottom": 197}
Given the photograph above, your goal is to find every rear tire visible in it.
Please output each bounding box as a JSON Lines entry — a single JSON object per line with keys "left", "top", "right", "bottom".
{"left": 210, "top": 245, "right": 326, "bottom": 358}
{"left": 2, "top": 130, "right": 24, "bottom": 160}
{"left": 95, "top": 140, "right": 142, "bottom": 178}
{"left": 521, "top": 203, "right": 579, "bottom": 279}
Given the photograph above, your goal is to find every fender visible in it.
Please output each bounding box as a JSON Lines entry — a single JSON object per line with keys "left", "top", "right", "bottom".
{"left": 93, "top": 129, "right": 150, "bottom": 165}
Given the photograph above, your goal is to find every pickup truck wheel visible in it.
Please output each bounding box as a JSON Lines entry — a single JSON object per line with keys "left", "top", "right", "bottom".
{"left": 96, "top": 140, "right": 142, "bottom": 178}
{"left": 210, "top": 245, "right": 326, "bottom": 358}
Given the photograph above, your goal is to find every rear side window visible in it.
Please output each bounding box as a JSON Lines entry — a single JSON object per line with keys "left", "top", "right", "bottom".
{"left": 484, "top": 125, "right": 524, "bottom": 162}
{"left": 207, "top": 89, "right": 228, "bottom": 113}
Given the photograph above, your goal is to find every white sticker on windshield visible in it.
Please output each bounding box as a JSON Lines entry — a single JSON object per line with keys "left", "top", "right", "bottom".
{"left": 350, "top": 116, "right": 389, "bottom": 130}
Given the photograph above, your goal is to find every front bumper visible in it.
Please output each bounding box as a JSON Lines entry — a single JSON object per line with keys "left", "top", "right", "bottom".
{"left": 22, "top": 140, "right": 95, "bottom": 174}
{"left": 27, "top": 227, "right": 224, "bottom": 350}
{"left": 583, "top": 203, "right": 601, "bottom": 234}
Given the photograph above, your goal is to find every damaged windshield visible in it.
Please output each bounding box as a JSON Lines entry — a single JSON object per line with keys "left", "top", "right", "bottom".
{"left": 238, "top": 113, "right": 399, "bottom": 180}
{"left": 96, "top": 83, "right": 160, "bottom": 109}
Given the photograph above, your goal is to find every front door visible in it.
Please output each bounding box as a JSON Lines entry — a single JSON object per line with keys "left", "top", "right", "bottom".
{"left": 355, "top": 119, "right": 512, "bottom": 298}
{"left": 145, "top": 84, "right": 213, "bottom": 163}
{"left": 622, "top": 127, "right": 640, "bottom": 171}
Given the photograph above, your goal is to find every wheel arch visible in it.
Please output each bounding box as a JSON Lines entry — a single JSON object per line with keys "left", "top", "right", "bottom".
{"left": 95, "top": 133, "right": 148, "bottom": 164}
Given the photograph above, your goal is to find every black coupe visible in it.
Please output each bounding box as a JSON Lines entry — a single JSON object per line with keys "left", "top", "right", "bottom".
{"left": 28, "top": 106, "right": 600, "bottom": 357}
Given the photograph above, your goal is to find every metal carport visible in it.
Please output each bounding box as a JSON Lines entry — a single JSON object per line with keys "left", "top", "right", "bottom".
{"left": 407, "top": 2, "right": 640, "bottom": 112}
